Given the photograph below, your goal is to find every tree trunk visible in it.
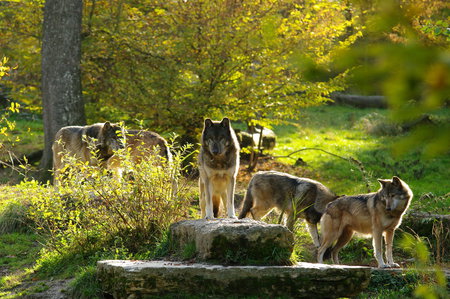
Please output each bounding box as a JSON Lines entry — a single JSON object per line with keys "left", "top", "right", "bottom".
{"left": 38, "top": 0, "right": 85, "bottom": 182}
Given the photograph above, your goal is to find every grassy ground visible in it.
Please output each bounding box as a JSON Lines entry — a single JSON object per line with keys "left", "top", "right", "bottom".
{"left": 0, "top": 105, "right": 448, "bottom": 297}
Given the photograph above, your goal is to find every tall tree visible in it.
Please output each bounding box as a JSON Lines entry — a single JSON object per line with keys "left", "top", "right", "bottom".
{"left": 39, "top": 0, "right": 85, "bottom": 182}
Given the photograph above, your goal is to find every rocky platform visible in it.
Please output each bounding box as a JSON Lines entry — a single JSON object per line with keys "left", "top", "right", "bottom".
{"left": 97, "top": 260, "right": 371, "bottom": 298}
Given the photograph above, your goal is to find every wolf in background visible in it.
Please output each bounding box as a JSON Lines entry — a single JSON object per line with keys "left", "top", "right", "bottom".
{"left": 198, "top": 117, "right": 240, "bottom": 219}
{"left": 106, "top": 129, "right": 172, "bottom": 178}
{"left": 238, "top": 171, "right": 338, "bottom": 247}
{"left": 52, "top": 122, "right": 124, "bottom": 183}
{"left": 317, "top": 176, "right": 413, "bottom": 268}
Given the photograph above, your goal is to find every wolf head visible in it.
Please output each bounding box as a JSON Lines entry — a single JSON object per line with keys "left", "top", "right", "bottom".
{"left": 99, "top": 122, "right": 125, "bottom": 155}
{"left": 202, "top": 118, "right": 236, "bottom": 156}
{"left": 377, "top": 176, "right": 413, "bottom": 213}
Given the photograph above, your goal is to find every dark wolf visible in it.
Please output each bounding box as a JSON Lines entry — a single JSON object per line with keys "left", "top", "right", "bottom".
{"left": 317, "top": 176, "right": 413, "bottom": 268}
{"left": 198, "top": 117, "right": 240, "bottom": 219}
{"left": 52, "top": 122, "right": 124, "bottom": 183}
{"left": 238, "top": 171, "right": 338, "bottom": 247}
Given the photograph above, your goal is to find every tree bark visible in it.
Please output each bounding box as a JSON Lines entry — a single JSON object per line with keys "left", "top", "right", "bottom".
{"left": 38, "top": 0, "right": 85, "bottom": 182}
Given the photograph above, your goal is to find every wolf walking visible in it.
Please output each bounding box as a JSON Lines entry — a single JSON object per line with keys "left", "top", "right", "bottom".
{"left": 317, "top": 176, "right": 413, "bottom": 268}
{"left": 238, "top": 171, "right": 338, "bottom": 247}
{"left": 198, "top": 118, "right": 240, "bottom": 219}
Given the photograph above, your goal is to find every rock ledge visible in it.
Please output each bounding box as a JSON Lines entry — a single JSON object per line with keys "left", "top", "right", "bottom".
{"left": 97, "top": 260, "right": 371, "bottom": 298}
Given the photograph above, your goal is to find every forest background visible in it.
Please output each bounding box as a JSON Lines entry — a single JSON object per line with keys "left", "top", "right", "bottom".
{"left": 0, "top": 0, "right": 449, "bottom": 298}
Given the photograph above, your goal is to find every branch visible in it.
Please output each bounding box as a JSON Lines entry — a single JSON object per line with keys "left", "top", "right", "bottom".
{"left": 274, "top": 147, "right": 371, "bottom": 193}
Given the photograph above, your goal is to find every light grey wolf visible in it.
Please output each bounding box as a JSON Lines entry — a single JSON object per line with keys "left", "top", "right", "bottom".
{"left": 106, "top": 129, "right": 172, "bottom": 178}
{"left": 238, "top": 170, "right": 338, "bottom": 247}
{"left": 198, "top": 118, "right": 240, "bottom": 219}
{"left": 52, "top": 122, "right": 124, "bottom": 183}
{"left": 317, "top": 176, "right": 413, "bottom": 268}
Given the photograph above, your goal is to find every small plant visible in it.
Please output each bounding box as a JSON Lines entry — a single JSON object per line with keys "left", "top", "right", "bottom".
{"left": 68, "top": 266, "right": 103, "bottom": 299}
{"left": 182, "top": 241, "right": 197, "bottom": 260}
{"left": 356, "top": 112, "right": 403, "bottom": 136}
{"left": 399, "top": 233, "right": 448, "bottom": 299}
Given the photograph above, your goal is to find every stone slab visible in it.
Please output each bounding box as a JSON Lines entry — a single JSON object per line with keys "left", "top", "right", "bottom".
{"left": 169, "top": 218, "right": 294, "bottom": 265}
{"left": 97, "top": 260, "right": 371, "bottom": 298}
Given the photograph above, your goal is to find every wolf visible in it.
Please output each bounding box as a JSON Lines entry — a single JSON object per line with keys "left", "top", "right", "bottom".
{"left": 317, "top": 176, "right": 413, "bottom": 268}
{"left": 238, "top": 171, "right": 338, "bottom": 247}
{"left": 52, "top": 122, "right": 124, "bottom": 183}
{"left": 106, "top": 129, "right": 172, "bottom": 178}
{"left": 198, "top": 117, "right": 240, "bottom": 219}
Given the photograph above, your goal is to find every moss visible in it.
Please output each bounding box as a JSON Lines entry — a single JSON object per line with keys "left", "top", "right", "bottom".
{"left": 210, "top": 235, "right": 292, "bottom": 265}
{"left": 182, "top": 241, "right": 196, "bottom": 260}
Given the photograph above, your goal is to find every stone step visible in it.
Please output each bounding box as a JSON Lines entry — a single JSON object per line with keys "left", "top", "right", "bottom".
{"left": 97, "top": 260, "right": 371, "bottom": 298}
{"left": 169, "top": 218, "right": 294, "bottom": 265}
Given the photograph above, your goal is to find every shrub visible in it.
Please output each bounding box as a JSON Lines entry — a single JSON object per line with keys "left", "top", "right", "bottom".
{"left": 28, "top": 140, "right": 195, "bottom": 256}
{"left": 356, "top": 112, "right": 402, "bottom": 136}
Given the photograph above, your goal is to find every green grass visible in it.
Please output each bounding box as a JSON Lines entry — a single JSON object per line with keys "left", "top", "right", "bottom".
{"left": 0, "top": 233, "right": 42, "bottom": 272}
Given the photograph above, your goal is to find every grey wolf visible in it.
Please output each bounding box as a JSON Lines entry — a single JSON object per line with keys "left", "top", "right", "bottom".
{"left": 238, "top": 171, "right": 338, "bottom": 247}
{"left": 198, "top": 118, "right": 240, "bottom": 219}
{"left": 52, "top": 122, "right": 124, "bottom": 183}
{"left": 317, "top": 176, "right": 413, "bottom": 268}
{"left": 106, "top": 129, "right": 172, "bottom": 178}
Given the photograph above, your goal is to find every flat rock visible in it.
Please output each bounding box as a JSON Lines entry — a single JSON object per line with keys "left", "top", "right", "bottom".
{"left": 97, "top": 260, "right": 371, "bottom": 298}
{"left": 169, "top": 218, "right": 293, "bottom": 265}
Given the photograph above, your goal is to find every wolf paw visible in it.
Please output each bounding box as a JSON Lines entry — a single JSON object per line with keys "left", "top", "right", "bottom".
{"left": 388, "top": 263, "right": 400, "bottom": 268}
{"left": 228, "top": 215, "right": 238, "bottom": 219}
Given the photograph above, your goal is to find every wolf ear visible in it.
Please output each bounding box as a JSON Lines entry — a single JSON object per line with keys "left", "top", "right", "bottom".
{"left": 204, "top": 119, "right": 213, "bottom": 128}
{"left": 392, "top": 176, "right": 402, "bottom": 186}
{"left": 377, "top": 179, "right": 390, "bottom": 187}
{"left": 103, "top": 121, "right": 111, "bottom": 131}
{"left": 221, "top": 117, "right": 230, "bottom": 127}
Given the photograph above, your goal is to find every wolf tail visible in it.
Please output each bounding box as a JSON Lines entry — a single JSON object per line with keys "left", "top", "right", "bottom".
{"left": 238, "top": 188, "right": 254, "bottom": 219}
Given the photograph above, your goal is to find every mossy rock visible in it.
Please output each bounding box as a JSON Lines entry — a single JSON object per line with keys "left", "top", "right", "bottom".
{"left": 169, "top": 218, "right": 294, "bottom": 265}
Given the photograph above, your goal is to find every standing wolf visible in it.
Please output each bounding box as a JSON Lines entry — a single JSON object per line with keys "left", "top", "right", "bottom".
{"left": 317, "top": 176, "right": 413, "bottom": 268}
{"left": 198, "top": 118, "right": 240, "bottom": 219}
{"left": 238, "top": 171, "right": 338, "bottom": 247}
{"left": 52, "top": 122, "right": 124, "bottom": 183}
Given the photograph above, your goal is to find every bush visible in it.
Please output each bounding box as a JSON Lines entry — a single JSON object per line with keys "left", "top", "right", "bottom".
{"left": 356, "top": 112, "right": 402, "bottom": 136}
{"left": 28, "top": 141, "right": 194, "bottom": 256}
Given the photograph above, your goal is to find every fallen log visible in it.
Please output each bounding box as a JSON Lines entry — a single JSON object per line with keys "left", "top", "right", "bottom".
{"left": 330, "top": 93, "right": 387, "bottom": 109}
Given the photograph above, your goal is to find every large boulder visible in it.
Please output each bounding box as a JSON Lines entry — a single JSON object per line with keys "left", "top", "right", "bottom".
{"left": 97, "top": 260, "right": 371, "bottom": 298}
{"left": 169, "top": 218, "right": 293, "bottom": 265}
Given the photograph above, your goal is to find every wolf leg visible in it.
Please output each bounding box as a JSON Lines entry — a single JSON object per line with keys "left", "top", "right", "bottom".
{"left": 331, "top": 227, "right": 354, "bottom": 264}
{"left": 372, "top": 228, "right": 387, "bottom": 268}
{"left": 384, "top": 229, "right": 400, "bottom": 268}
{"left": 250, "top": 205, "right": 271, "bottom": 220}
{"left": 199, "top": 179, "right": 206, "bottom": 218}
{"left": 306, "top": 222, "right": 321, "bottom": 248}
{"left": 226, "top": 175, "right": 237, "bottom": 218}
{"left": 203, "top": 177, "right": 215, "bottom": 219}
{"left": 317, "top": 214, "right": 338, "bottom": 263}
